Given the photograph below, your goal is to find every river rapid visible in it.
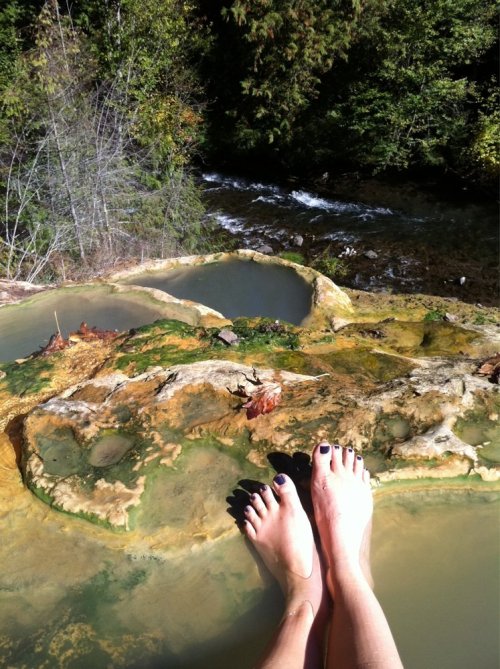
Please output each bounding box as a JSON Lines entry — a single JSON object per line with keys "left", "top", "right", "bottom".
{"left": 200, "top": 172, "right": 499, "bottom": 306}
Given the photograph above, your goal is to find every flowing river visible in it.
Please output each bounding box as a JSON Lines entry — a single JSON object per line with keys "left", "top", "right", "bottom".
{"left": 200, "top": 172, "right": 499, "bottom": 306}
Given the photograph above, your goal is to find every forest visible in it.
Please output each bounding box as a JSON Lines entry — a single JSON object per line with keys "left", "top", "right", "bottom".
{"left": 0, "top": 0, "right": 497, "bottom": 282}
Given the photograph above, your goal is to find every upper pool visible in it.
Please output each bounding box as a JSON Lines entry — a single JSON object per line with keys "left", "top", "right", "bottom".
{"left": 120, "top": 258, "right": 314, "bottom": 325}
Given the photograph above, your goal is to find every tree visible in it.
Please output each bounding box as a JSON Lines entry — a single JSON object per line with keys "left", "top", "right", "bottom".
{"left": 217, "top": 0, "right": 368, "bottom": 149}
{"left": 0, "top": 0, "right": 208, "bottom": 282}
{"left": 318, "top": 0, "right": 498, "bottom": 172}
{"left": 204, "top": 0, "right": 498, "bottom": 182}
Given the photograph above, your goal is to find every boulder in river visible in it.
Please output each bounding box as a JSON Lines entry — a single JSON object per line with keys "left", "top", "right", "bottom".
{"left": 255, "top": 244, "right": 273, "bottom": 255}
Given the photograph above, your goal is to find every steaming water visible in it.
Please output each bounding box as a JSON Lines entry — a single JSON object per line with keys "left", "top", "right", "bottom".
{"left": 120, "top": 258, "right": 314, "bottom": 325}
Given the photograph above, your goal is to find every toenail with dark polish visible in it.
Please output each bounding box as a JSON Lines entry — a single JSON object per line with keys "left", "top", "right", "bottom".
{"left": 245, "top": 506, "right": 252, "bottom": 513}
{"left": 356, "top": 455, "right": 362, "bottom": 460}
{"left": 348, "top": 448, "right": 353, "bottom": 452}
{"left": 274, "top": 474, "right": 286, "bottom": 485}
{"left": 320, "top": 444, "right": 330, "bottom": 454}
{"left": 334, "top": 444, "right": 340, "bottom": 450}
{"left": 260, "top": 485, "right": 267, "bottom": 492}
{"left": 250, "top": 493, "right": 257, "bottom": 499}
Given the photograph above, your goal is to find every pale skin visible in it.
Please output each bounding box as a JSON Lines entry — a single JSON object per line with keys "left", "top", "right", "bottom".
{"left": 242, "top": 441, "right": 404, "bottom": 669}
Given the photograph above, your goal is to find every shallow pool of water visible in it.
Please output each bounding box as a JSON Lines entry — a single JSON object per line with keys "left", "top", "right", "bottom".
{"left": 373, "top": 493, "right": 499, "bottom": 669}
{"left": 1, "top": 481, "right": 497, "bottom": 669}
{"left": 0, "top": 286, "right": 165, "bottom": 362}
{"left": 120, "top": 258, "right": 313, "bottom": 325}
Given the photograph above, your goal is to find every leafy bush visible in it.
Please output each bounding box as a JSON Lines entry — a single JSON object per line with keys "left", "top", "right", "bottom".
{"left": 312, "top": 255, "right": 349, "bottom": 279}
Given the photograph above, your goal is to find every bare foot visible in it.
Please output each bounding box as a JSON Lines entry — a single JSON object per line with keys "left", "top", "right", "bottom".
{"left": 311, "top": 442, "right": 373, "bottom": 595}
{"left": 242, "top": 474, "right": 326, "bottom": 618}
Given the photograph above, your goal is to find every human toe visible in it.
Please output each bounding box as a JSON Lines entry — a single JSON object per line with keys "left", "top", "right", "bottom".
{"left": 331, "top": 443, "right": 343, "bottom": 471}
{"left": 259, "top": 484, "right": 278, "bottom": 511}
{"left": 249, "top": 492, "right": 268, "bottom": 517}
{"left": 242, "top": 518, "right": 257, "bottom": 541}
{"left": 312, "top": 441, "right": 332, "bottom": 478}
{"left": 343, "top": 446, "right": 355, "bottom": 471}
{"left": 272, "top": 473, "right": 301, "bottom": 508}
{"left": 353, "top": 453, "right": 364, "bottom": 477}
{"left": 244, "top": 504, "right": 261, "bottom": 530}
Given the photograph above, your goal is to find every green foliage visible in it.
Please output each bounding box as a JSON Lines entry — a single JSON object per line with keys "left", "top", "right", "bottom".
{"left": 206, "top": 0, "right": 497, "bottom": 182}
{"left": 312, "top": 254, "right": 349, "bottom": 280}
{"left": 72, "top": 0, "right": 208, "bottom": 170}
{"left": 279, "top": 251, "right": 305, "bottom": 265}
{"left": 466, "top": 90, "right": 500, "bottom": 179}
{"left": 220, "top": 0, "right": 366, "bottom": 148}
{"left": 0, "top": 1, "right": 208, "bottom": 282}
{"left": 423, "top": 309, "right": 446, "bottom": 322}
{"left": 323, "top": 0, "right": 498, "bottom": 172}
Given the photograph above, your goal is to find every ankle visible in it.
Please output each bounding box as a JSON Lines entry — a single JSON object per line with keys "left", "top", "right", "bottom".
{"left": 282, "top": 598, "right": 316, "bottom": 622}
{"left": 329, "top": 562, "right": 369, "bottom": 594}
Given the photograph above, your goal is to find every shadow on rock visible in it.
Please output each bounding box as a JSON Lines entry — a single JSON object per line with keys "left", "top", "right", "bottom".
{"left": 226, "top": 450, "right": 315, "bottom": 526}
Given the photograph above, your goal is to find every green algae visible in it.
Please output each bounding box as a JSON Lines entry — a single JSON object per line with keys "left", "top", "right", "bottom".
{"left": 37, "top": 427, "right": 85, "bottom": 477}
{"left": 317, "top": 349, "right": 412, "bottom": 383}
{"left": 131, "top": 439, "right": 270, "bottom": 534}
{"left": 113, "top": 318, "right": 302, "bottom": 375}
{"left": 373, "top": 415, "right": 412, "bottom": 449}
{"left": 0, "top": 357, "right": 54, "bottom": 396}
{"left": 454, "top": 398, "right": 500, "bottom": 464}
{"left": 384, "top": 321, "right": 478, "bottom": 357}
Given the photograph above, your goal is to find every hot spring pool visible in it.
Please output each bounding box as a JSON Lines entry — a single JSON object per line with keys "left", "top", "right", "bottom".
{"left": 0, "top": 285, "right": 166, "bottom": 362}
{"left": 119, "top": 258, "right": 314, "bottom": 325}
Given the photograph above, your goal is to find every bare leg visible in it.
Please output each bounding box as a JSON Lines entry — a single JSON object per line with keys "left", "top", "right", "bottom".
{"left": 311, "top": 442, "right": 404, "bottom": 669}
{"left": 242, "top": 475, "right": 328, "bottom": 669}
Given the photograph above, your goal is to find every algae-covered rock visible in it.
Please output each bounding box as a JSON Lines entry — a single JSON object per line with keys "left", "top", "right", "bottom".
{"left": 16, "top": 317, "right": 499, "bottom": 533}
{"left": 22, "top": 361, "right": 321, "bottom": 530}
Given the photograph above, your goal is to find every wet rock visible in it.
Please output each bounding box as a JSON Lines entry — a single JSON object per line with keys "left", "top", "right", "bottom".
{"left": 359, "top": 328, "right": 385, "bottom": 339}
{"left": 255, "top": 244, "right": 273, "bottom": 255}
{"left": 471, "top": 465, "right": 500, "bottom": 482}
{"left": 364, "top": 250, "right": 378, "bottom": 260}
{"left": 22, "top": 361, "right": 321, "bottom": 530}
{"left": 444, "top": 313, "right": 458, "bottom": 322}
{"left": 477, "top": 353, "right": 500, "bottom": 383}
{"left": 392, "top": 422, "right": 478, "bottom": 463}
{"left": 217, "top": 329, "right": 239, "bottom": 346}
{"left": 292, "top": 234, "right": 304, "bottom": 247}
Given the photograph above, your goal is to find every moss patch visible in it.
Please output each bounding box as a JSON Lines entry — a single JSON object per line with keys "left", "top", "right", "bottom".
{"left": 0, "top": 357, "right": 55, "bottom": 396}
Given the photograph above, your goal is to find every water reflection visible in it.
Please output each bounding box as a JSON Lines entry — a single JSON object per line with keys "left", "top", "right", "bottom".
{"left": 0, "top": 286, "right": 165, "bottom": 362}
{"left": 120, "top": 258, "right": 314, "bottom": 325}
{"left": 1, "top": 480, "right": 497, "bottom": 668}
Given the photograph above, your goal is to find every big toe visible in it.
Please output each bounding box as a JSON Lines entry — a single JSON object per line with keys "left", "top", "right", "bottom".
{"left": 272, "top": 473, "right": 301, "bottom": 509}
{"left": 312, "top": 441, "right": 332, "bottom": 479}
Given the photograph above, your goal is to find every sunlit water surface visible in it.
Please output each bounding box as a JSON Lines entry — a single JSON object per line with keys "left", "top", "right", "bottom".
{"left": 1, "top": 485, "right": 498, "bottom": 669}
{"left": 0, "top": 286, "right": 166, "bottom": 361}
{"left": 120, "top": 258, "right": 313, "bottom": 325}
{"left": 200, "top": 172, "right": 499, "bottom": 304}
